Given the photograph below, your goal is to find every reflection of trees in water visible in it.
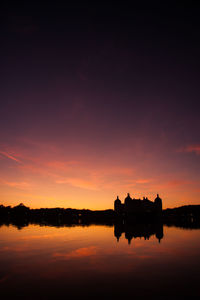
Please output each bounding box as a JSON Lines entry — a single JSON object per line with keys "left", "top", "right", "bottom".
{"left": 163, "top": 206, "right": 200, "bottom": 229}
{"left": 0, "top": 204, "right": 115, "bottom": 229}
{"left": 164, "top": 220, "right": 200, "bottom": 230}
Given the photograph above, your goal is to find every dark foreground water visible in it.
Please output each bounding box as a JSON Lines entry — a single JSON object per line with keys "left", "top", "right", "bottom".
{"left": 0, "top": 223, "right": 200, "bottom": 300}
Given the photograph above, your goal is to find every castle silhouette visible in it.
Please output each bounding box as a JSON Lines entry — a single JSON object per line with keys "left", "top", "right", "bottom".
{"left": 114, "top": 193, "right": 162, "bottom": 218}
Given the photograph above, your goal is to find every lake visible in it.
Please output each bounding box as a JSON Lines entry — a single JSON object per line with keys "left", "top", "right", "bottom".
{"left": 0, "top": 223, "right": 200, "bottom": 299}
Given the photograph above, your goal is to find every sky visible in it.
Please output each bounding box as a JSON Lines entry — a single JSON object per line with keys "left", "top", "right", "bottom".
{"left": 0, "top": 2, "right": 200, "bottom": 209}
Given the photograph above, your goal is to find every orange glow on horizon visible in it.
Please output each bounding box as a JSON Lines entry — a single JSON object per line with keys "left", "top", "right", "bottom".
{"left": 0, "top": 140, "right": 200, "bottom": 210}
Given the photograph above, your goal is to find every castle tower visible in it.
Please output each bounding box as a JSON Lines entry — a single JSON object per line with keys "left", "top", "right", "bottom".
{"left": 156, "top": 223, "right": 164, "bottom": 243}
{"left": 114, "top": 196, "right": 122, "bottom": 214}
{"left": 124, "top": 193, "right": 132, "bottom": 205}
{"left": 154, "top": 194, "right": 162, "bottom": 212}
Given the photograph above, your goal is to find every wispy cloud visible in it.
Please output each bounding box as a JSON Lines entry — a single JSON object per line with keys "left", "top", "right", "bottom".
{"left": 1, "top": 180, "right": 31, "bottom": 190}
{"left": 179, "top": 145, "right": 200, "bottom": 155}
{"left": 45, "top": 160, "right": 79, "bottom": 170}
{"left": 0, "top": 151, "right": 21, "bottom": 163}
{"left": 185, "top": 145, "right": 200, "bottom": 155}
{"left": 53, "top": 246, "right": 98, "bottom": 260}
{"left": 135, "top": 179, "right": 151, "bottom": 184}
{"left": 56, "top": 177, "right": 99, "bottom": 191}
{"left": 167, "top": 180, "right": 191, "bottom": 187}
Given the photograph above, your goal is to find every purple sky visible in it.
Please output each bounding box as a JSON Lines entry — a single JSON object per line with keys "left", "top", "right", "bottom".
{"left": 0, "top": 2, "right": 200, "bottom": 209}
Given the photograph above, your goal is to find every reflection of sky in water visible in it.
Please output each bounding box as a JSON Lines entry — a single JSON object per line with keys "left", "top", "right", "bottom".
{"left": 0, "top": 225, "right": 200, "bottom": 299}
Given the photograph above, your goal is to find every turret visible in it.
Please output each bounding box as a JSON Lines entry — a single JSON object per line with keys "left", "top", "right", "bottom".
{"left": 114, "top": 222, "right": 123, "bottom": 242}
{"left": 154, "top": 194, "right": 162, "bottom": 211}
{"left": 156, "top": 223, "right": 164, "bottom": 243}
{"left": 124, "top": 193, "right": 132, "bottom": 205}
{"left": 114, "top": 196, "right": 122, "bottom": 214}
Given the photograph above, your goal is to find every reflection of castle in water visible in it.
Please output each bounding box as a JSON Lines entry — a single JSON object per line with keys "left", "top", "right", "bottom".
{"left": 114, "top": 193, "right": 163, "bottom": 244}
{"left": 114, "top": 222, "right": 164, "bottom": 244}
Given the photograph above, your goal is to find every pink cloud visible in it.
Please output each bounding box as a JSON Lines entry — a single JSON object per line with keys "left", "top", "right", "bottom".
{"left": 135, "top": 179, "right": 151, "bottom": 184}
{"left": 53, "top": 246, "right": 98, "bottom": 259}
{"left": 167, "top": 180, "right": 191, "bottom": 187}
{"left": 0, "top": 179, "right": 32, "bottom": 190}
{"left": 151, "top": 178, "right": 197, "bottom": 191}
{"left": 46, "top": 160, "right": 79, "bottom": 169}
{"left": 19, "top": 163, "right": 60, "bottom": 179}
{"left": 0, "top": 151, "right": 21, "bottom": 163}
{"left": 179, "top": 145, "right": 200, "bottom": 155}
{"left": 56, "top": 177, "right": 99, "bottom": 190}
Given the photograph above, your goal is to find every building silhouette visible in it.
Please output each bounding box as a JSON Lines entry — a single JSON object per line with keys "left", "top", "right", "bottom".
{"left": 114, "top": 193, "right": 162, "bottom": 219}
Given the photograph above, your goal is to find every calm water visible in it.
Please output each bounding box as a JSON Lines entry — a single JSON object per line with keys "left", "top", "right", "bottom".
{"left": 0, "top": 224, "right": 200, "bottom": 299}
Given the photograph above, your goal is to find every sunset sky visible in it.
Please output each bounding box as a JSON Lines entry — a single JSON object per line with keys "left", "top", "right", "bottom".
{"left": 1, "top": 2, "right": 200, "bottom": 209}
